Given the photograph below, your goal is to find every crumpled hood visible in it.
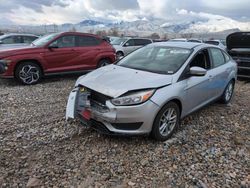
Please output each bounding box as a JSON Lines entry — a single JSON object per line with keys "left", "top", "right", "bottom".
{"left": 76, "top": 65, "right": 173, "bottom": 98}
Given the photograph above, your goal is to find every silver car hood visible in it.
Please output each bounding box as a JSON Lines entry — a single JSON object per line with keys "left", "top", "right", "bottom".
{"left": 77, "top": 65, "right": 173, "bottom": 98}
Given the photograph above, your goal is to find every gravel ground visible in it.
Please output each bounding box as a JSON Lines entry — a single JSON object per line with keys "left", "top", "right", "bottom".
{"left": 0, "top": 76, "right": 249, "bottom": 188}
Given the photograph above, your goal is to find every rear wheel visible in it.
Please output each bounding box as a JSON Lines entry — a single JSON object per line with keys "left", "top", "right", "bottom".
{"left": 116, "top": 52, "right": 124, "bottom": 59}
{"left": 151, "top": 102, "right": 180, "bottom": 141}
{"left": 97, "top": 59, "right": 111, "bottom": 68}
{"left": 15, "top": 62, "right": 42, "bottom": 85}
{"left": 220, "top": 80, "right": 234, "bottom": 104}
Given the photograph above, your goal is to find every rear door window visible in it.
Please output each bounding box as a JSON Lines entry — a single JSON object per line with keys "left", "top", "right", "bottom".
{"left": 77, "top": 36, "right": 101, "bottom": 47}
{"left": 134, "top": 39, "right": 152, "bottom": 46}
{"left": 210, "top": 48, "right": 225, "bottom": 68}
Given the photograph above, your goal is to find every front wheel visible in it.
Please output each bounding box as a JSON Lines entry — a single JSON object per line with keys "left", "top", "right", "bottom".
{"left": 220, "top": 80, "right": 235, "bottom": 104}
{"left": 151, "top": 102, "right": 180, "bottom": 141}
{"left": 15, "top": 62, "right": 42, "bottom": 85}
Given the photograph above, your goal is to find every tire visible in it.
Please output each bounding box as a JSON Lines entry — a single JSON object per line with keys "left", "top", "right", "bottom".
{"left": 97, "top": 59, "right": 111, "bottom": 68}
{"left": 220, "top": 80, "right": 235, "bottom": 104}
{"left": 15, "top": 62, "right": 42, "bottom": 85}
{"left": 151, "top": 102, "right": 180, "bottom": 141}
{"left": 116, "top": 52, "right": 124, "bottom": 59}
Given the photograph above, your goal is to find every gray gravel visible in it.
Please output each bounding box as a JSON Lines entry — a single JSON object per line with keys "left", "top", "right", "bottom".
{"left": 0, "top": 77, "right": 250, "bottom": 188}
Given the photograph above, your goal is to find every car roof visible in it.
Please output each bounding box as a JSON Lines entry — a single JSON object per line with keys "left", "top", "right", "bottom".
{"left": 1, "top": 33, "right": 38, "bottom": 37}
{"left": 150, "top": 41, "right": 205, "bottom": 49}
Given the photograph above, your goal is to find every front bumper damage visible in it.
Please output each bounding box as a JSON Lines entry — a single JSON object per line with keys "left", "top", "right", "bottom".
{"left": 66, "top": 87, "right": 160, "bottom": 135}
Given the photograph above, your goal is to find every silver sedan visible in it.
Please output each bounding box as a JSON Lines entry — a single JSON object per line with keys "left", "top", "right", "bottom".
{"left": 66, "top": 42, "right": 237, "bottom": 141}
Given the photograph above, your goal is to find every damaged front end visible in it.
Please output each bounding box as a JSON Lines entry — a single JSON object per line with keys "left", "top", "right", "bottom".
{"left": 65, "top": 84, "right": 159, "bottom": 135}
{"left": 66, "top": 85, "right": 118, "bottom": 133}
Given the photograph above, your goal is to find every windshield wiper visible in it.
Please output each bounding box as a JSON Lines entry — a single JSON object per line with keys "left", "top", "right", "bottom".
{"left": 120, "top": 65, "right": 169, "bottom": 74}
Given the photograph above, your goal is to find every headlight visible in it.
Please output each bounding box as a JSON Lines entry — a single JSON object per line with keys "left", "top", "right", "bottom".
{"left": 111, "top": 89, "right": 155, "bottom": 106}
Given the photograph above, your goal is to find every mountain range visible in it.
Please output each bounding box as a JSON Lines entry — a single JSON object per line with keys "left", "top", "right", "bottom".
{"left": 0, "top": 16, "right": 249, "bottom": 38}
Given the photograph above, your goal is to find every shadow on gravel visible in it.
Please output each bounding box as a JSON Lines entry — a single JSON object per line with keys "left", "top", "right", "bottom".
{"left": 0, "top": 73, "right": 84, "bottom": 86}
{"left": 42, "top": 73, "right": 84, "bottom": 84}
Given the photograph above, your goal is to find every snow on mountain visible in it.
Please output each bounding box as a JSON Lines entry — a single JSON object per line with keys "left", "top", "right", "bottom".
{"left": 1, "top": 16, "right": 249, "bottom": 37}
{"left": 181, "top": 16, "right": 250, "bottom": 33}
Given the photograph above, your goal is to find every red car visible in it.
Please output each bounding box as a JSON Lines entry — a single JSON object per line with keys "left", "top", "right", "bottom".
{"left": 0, "top": 32, "right": 116, "bottom": 84}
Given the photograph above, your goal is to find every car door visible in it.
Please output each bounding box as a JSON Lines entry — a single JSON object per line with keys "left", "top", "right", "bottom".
{"left": 43, "top": 35, "right": 80, "bottom": 73}
{"left": 209, "top": 48, "right": 231, "bottom": 98}
{"left": 184, "top": 49, "right": 216, "bottom": 111}
{"left": 73, "top": 35, "right": 103, "bottom": 70}
{"left": 123, "top": 39, "right": 136, "bottom": 55}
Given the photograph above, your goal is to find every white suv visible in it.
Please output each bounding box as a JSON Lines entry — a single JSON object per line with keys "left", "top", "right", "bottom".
{"left": 111, "top": 38, "right": 153, "bottom": 58}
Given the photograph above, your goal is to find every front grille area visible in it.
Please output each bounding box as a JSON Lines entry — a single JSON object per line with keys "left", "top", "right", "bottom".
{"left": 89, "top": 89, "right": 112, "bottom": 105}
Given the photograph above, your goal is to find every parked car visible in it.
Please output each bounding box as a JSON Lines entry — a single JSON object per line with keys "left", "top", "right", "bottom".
{"left": 66, "top": 42, "right": 237, "bottom": 141}
{"left": 107, "top": 36, "right": 120, "bottom": 42}
{"left": 169, "top": 38, "right": 203, "bottom": 43}
{"left": 204, "top": 40, "right": 227, "bottom": 51}
{"left": 111, "top": 38, "right": 153, "bottom": 58}
{"left": 168, "top": 38, "right": 188, "bottom": 42}
{"left": 227, "top": 32, "right": 250, "bottom": 78}
{"left": 0, "top": 33, "right": 38, "bottom": 48}
{"left": 0, "top": 32, "right": 116, "bottom": 84}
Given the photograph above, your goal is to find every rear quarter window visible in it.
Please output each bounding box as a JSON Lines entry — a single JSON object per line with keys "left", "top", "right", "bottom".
{"left": 134, "top": 39, "right": 152, "bottom": 46}
{"left": 222, "top": 51, "right": 231, "bottom": 62}
{"left": 77, "top": 36, "right": 101, "bottom": 47}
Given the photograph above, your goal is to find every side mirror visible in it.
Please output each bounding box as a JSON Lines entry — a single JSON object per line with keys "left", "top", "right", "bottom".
{"left": 189, "top": 66, "right": 207, "bottom": 77}
{"left": 0, "top": 40, "right": 3, "bottom": 44}
{"left": 124, "top": 43, "right": 129, "bottom": 47}
{"left": 48, "top": 44, "right": 59, "bottom": 49}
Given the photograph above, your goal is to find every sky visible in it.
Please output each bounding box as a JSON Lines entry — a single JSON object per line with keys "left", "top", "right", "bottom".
{"left": 0, "top": 0, "right": 250, "bottom": 25}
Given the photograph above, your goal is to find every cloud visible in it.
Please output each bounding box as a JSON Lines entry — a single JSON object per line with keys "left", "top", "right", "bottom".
{"left": 84, "top": 0, "right": 139, "bottom": 11}
{"left": 0, "top": 0, "right": 69, "bottom": 13}
{"left": 1, "top": 0, "right": 250, "bottom": 25}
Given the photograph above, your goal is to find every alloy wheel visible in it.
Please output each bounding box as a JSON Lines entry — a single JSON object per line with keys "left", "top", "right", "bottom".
{"left": 19, "top": 65, "right": 40, "bottom": 84}
{"left": 159, "top": 107, "right": 177, "bottom": 137}
{"left": 225, "top": 82, "right": 233, "bottom": 102}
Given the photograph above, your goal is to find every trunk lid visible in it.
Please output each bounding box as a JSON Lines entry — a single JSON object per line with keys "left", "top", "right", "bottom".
{"left": 227, "top": 32, "right": 250, "bottom": 50}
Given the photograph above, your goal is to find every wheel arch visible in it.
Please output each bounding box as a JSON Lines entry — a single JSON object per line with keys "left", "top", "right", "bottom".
{"left": 152, "top": 98, "right": 183, "bottom": 128}
{"left": 116, "top": 51, "right": 124, "bottom": 56}
{"left": 14, "top": 59, "right": 44, "bottom": 77}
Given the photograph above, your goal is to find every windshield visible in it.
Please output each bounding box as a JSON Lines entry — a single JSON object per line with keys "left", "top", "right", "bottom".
{"left": 117, "top": 46, "right": 192, "bottom": 74}
{"left": 111, "top": 38, "right": 128, "bottom": 45}
{"left": 0, "top": 35, "right": 7, "bottom": 40}
{"left": 32, "top": 33, "right": 59, "bottom": 46}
